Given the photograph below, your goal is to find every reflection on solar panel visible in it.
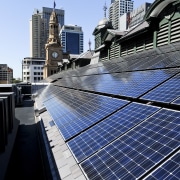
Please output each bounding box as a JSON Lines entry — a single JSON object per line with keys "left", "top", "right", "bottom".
{"left": 144, "top": 151, "right": 180, "bottom": 180}
{"left": 80, "top": 108, "right": 180, "bottom": 180}
{"left": 31, "top": 84, "right": 48, "bottom": 94}
{"left": 141, "top": 73, "right": 180, "bottom": 103}
{"left": 34, "top": 85, "right": 64, "bottom": 108}
{"left": 43, "top": 48, "right": 180, "bottom": 81}
{"left": 54, "top": 69, "right": 180, "bottom": 98}
{"left": 68, "top": 102, "right": 160, "bottom": 163}
{"left": 43, "top": 89, "right": 129, "bottom": 140}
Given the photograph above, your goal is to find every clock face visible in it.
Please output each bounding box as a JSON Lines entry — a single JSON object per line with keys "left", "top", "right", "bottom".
{"left": 52, "top": 51, "right": 58, "bottom": 58}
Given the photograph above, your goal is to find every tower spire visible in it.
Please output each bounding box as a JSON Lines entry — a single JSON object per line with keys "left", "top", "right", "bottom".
{"left": 103, "top": 2, "right": 107, "bottom": 18}
{"left": 48, "top": 10, "right": 60, "bottom": 45}
{"left": 88, "top": 39, "right": 91, "bottom": 51}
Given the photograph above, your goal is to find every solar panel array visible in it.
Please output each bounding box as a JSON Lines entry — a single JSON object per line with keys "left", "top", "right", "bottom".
{"left": 54, "top": 69, "right": 179, "bottom": 99}
{"left": 35, "top": 43, "right": 180, "bottom": 180}
{"left": 80, "top": 108, "right": 180, "bottom": 180}
{"left": 144, "top": 151, "right": 180, "bottom": 180}
{"left": 43, "top": 88, "right": 129, "bottom": 140}
{"left": 68, "top": 103, "right": 160, "bottom": 163}
{"left": 141, "top": 73, "right": 180, "bottom": 103}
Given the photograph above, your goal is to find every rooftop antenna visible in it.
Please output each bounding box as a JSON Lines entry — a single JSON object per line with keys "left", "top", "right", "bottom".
{"left": 88, "top": 39, "right": 91, "bottom": 51}
{"left": 103, "top": 2, "right": 107, "bottom": 18}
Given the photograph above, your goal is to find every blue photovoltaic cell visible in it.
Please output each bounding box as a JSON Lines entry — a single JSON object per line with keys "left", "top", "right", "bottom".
{"left": 141, "top": 73, "right": 180, "bottom": 103}
{"left": 68, "top": 103, "right": 160, "bottom": 163}
{"left": 58, "top": 97, "right": 129, "bottom": 140}
{"left": 171, "top": 97, "right": 180, "bottom": 105}
{"left": 35, "top": 85, "right": 61, "bottom": 108}
{"left": 43, "top": 91, "right": 129, "bottom": 141}
{"left": 43, "top": 88, "right": 98, "bottom": 121}
{"left": 36, "top": 85, "right": 76, "bottom": 109}
{"left": 80, "top": 108, "right": 180, "bottom": 180}
{"left": 144, "top": 151, "right": 180, "bottom": 180}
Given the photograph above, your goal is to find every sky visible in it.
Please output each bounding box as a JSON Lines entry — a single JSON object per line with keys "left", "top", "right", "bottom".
{"left": 0, "top": 0, "right": 154, "bottom": 79}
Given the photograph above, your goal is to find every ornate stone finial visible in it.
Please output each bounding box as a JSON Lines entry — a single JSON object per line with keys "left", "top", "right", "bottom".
{"left": 103, "top": 2, "right": 107, "bottom": 18}
{"left": 88, "top": 39, "right": 91, "bottom": 51}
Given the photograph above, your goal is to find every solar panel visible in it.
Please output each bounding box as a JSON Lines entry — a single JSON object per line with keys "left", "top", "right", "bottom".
{"left": 31, "top": 84, "right": 48, "bottom": 94}
{"left": 144, "top": 151, "right": 180, "bottom": 180}
{"left": 75, "top": 50, "right": 179, "bottom": 76}
{"left": 141, "top": 73, "right": 180, "bottom": 103}
{"left": 68, "top": 102, "right": 160, "bottom": 163}
{"left": 55, "top": 69, "right": 180, "bottom": 99}
{"left": 171, "top": 97, "right": 180, "bottom": 105}
{"left": 80, "top": 108, "right": 180, "bottom": 180}
{"left": 43, "top": 90, "right": 129, "bottom": 141}
{"left": 105, "top": 50, "right": 180, "bottom": 73}
{"left": 35, "top": 85, "right": 65, "bottom": 108}
{"left": 44, "top": 90, "right": 99, "bottom": 122}
{"left": 119, "top": 69, "right": 179, "bottom": 98}
{"left": 35, "top": 43, "right": 180, "bottom": 180}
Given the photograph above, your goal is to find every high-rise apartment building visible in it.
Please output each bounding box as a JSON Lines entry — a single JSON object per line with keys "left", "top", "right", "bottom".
{"left": 109, "top": 0, "right": 134, "bottom": 29}
{"left": 30, "top": 7, "right": 64, "bottom": 58}
{"left": 59, "top": 25, "right": 83, "bottom": 55}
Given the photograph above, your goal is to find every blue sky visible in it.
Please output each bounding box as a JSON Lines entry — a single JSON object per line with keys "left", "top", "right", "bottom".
{"left": 0, "top": 0, "right": 154, "bottom": 79}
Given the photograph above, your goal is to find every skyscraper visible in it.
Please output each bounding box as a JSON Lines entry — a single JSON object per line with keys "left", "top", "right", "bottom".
{"left": 109, "top": 0, "right": 134, "bottom": 29}
{"left": 59, "top": 25, "right": 84, "bottom": 55}
{"left": 30, "top": 7, "right": 64, "bottom": 58}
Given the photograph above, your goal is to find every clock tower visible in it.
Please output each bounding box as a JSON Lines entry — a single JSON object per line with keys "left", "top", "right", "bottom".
{"left": 43, "top": 9, "right": 63, "bottom": 78}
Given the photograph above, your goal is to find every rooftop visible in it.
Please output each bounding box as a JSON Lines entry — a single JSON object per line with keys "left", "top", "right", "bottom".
{"left": 33, "top": 42, "right": 180, "bottom": 179}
